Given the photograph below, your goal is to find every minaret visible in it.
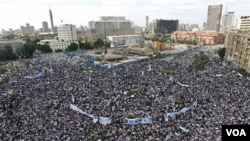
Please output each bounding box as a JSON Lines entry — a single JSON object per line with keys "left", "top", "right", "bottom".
{"left": 49, "top": 5, "right": 54, "bottom": 33}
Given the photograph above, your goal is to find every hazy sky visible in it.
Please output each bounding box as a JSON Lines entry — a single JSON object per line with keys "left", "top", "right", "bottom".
{"left": 0, "top": 0, "right": 249, "bottom": 30}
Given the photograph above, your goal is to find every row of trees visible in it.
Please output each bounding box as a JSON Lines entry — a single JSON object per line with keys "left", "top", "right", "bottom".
{"left": 175, "top": 39, "right": 198, "bottom": 45}
{"left": 150, "top": 36, "right": 167, "bottom": 43}
{"left": 66, "top": 38, "right": 111, "bottom": 51}
{"left": 0, "top": 45, "right": 18, "bottom": 61}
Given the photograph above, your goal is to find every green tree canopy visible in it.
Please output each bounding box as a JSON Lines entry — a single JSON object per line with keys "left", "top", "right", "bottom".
{"left": 85, "top": 41, "right": 94, "bottom": 49}
{"left": 151, "top": 36, "right": 159, "bottom": 42}
{"left": 105, "top": 42, "right": 111, "bottom": 48}
{"left": 23, "top": 43, "right": 36, "bottom": 58}
{"left": 0, "top": 45, "right": 17, "bottom": 61}
{"left": 217, "top": 47, "right": 226, "bottom": 60}
{"left": 189, "top": 51, "right": 209, "bottom": 71}
{"left": 22, "top": 38, "right": 41, "bottom": 58}
{"left": 237, "top": 68, "right": 249, "bottom": 77}
{"left": 194, "top": 52, "right": 209, "bottom": 69}
{"left": 67, "top": 42, "right": 78, "bottom": 51}
{"left": 94, "top": 38, "right": 104, "bottom": 48}
{"left": 37, "top": 44, "right": 52, "bottom": 53}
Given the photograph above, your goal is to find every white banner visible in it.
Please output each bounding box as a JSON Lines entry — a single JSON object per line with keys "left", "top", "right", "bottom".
{"left": 177, "top": 82, "right": 189, "bottom": 87}
{"left": 123, "top": 117, "right": 152, "bottom": 125}
{"left": 99, "top": 117, "right": 112, "bottom": 125}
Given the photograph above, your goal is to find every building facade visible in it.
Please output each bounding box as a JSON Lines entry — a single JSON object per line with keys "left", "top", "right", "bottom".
{"left": 20, "top": 23, "right": 35, "bottom": 37}
{"left": 38, "top": 40, "right": 69, "bottom": 52}
{"left": 88, "top": 16, "right": 134, "bottom": 40}
{"left": 171, "top": 31, "right": 224, "bottom": 45}
{"left": 107, "top": 34, "right": 143, "bottom": 47}
{"left": 42, "top": 21, "right": 50, "bottom": 32}
{"left": 145, "top": 16, "right": 149, "bottom": 32}
{"left": 236, "top": 16, "right": 250, "bottom": 30}
{"left": 152, "top": 19, "right": 179, "bottom": 34}
{"left": 222, "top": 11, "right": 235, "bottom": 32}
{"left": 224, "top": 30, "right": 250, "bottom": 71}
{"left": 57, "top": 24, "right": 77, "bottom": 42}
{"left": 206, "top": 4, "right": 223, "bottom": 32}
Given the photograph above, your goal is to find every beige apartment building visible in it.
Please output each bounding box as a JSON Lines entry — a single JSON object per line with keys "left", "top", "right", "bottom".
{"left": 224, "top": 30, "right": 250, "bottom": 71}
{"left": 171, "top": 31, "right": 224, "bottom": 45}
{"left": 20, "top": 23, "right": 35, "bottom": 37}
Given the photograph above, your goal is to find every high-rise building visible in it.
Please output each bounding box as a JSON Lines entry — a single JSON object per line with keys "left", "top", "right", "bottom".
{"left": 222, "top": 11, "right": 235, "bottom": 32}
{"left": 152, "top": 19, "right": 179, "bottom": 34}
{"left": 57, "top": 24, "right": 77, "bottom": 42}
{"left": 49, "top": 6, "right": 55, "bottom": 33}
{"left": 42, "top": 21, "right": 50, "bottom": 32}
{"left": 178, "top": 24, "right": 185, "bottom": 31}
{"left": 190, "top": 24, "right": 199, "bottom": 29}
{"left": 145, "top": 16, "right": 149, "bottom": 32}
{"left": 206, "top": 4, "right": 223, "bottom": 32}
{"left": 20, "top": 23, "right": 35, "bottom": 37}
{"left": 236, "top": 16, "right": 250, "bottom": 30}
{"left": 88, "top": 16, "right": 134, "bottom": 39}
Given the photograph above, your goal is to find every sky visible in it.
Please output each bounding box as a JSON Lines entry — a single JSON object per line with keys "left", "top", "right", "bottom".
{"left": 0, "top": 0, "right": 249, "bottom": 30}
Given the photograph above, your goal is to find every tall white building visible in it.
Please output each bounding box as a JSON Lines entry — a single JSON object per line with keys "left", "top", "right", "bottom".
{"left": 57, "top": 24, "right": 77, "bottom": 42}
{"left": 236, "top": 16, "right": 250, "bottom": 30}
{"left": 206, "top": 4, "right": 223, "bottom": 32}
{"left": 222, "top": 11, "right": 235, "bottom": 32}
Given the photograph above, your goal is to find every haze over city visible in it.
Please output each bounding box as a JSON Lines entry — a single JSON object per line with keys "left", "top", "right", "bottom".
{"left": 0, "top": 0, "right": 250, "bottom": 30}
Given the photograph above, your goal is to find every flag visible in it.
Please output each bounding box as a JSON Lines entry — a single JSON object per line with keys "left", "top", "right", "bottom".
{"left": 93, "top": 116, "right": 98, "bottom": 123}
{"left": 180, "top": 107, "right": 190, "bottom": 114}
{"left": 72, "top": 95, "right": 75, "bottom": 103}
{"left": 169, "top": 76, "right": 173, "bottom": 82}
{"left": 99, "top": 117, "right": 112, "bottom": 125}
{"left": 180, "top": 126, "right": 189, "bottom": 133}
{"left": 156, "top": 116, "right": 165, "bottom": 122}
{"left": 148, "top": 65, "right": 152, "bottom": 71}
{"left": 237, "top": 73, "right": 243, "bottom": 77}
{"left": 7, "top": 89, "right": 13, "bottom": 95}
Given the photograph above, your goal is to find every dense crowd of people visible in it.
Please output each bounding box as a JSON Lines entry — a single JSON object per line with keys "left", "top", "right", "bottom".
{"left": 0, "top": 47, "right": 249, "bottom": 140}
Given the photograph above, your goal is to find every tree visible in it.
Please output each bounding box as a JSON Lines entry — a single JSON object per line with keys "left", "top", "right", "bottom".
{"left": 85, "top": 41, "right": 93, "bottom": 49}
{"left": 94, "top": 38, "right": 104, "bottom": 48}
{"left": 237, "top": 68, "right": 249, "bottom": 77}
{"left": 66, "top": 42, "right": 78, "bottom": 51}
{"left": 159, "top": 38, "right": 167, "bottom": 43}
{"left": 217, "top": 47, "right": 226, "bottom": 60}
{"left": 0, "top": 48, "right": 7, "bottom": 60}
{"left": 37, "top": 44, "right": 52, "bottom": 53}
{"left": 151, "top": 36, "right": 159, "bottom": 42}
{"left": 23, "top": 43, "right": 36, "bottom": 58}
{"left": 0, "top": 45, "right": 17, "bottom": 61}
{"left": 192, "top": 51, "right": 209, "bottom": 70}
{"left": 4, "top": 45, "right": 17, "bottom": 60}
{"left": 105, "top": 42, "right": 111, "bottom": 48}
{"left": 23, "top": 38, "right": 41, "bottom": 58}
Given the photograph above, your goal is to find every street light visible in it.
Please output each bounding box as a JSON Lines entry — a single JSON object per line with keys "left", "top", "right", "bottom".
{"left": 104, "top": 22, "right": 107, "bottom": 54}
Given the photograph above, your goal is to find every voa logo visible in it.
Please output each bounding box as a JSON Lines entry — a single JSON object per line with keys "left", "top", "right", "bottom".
{"left": 226, "top": 129, "right": 246, "bottom": 136}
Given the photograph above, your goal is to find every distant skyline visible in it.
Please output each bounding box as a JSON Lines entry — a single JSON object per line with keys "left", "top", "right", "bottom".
{"left": 0, "top": 0, "right": 249, "bottom": 30}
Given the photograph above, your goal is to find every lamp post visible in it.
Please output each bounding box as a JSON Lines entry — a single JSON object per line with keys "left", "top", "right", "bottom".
{"left": 104, "top": 22, "right": 107, "bottom": 54}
